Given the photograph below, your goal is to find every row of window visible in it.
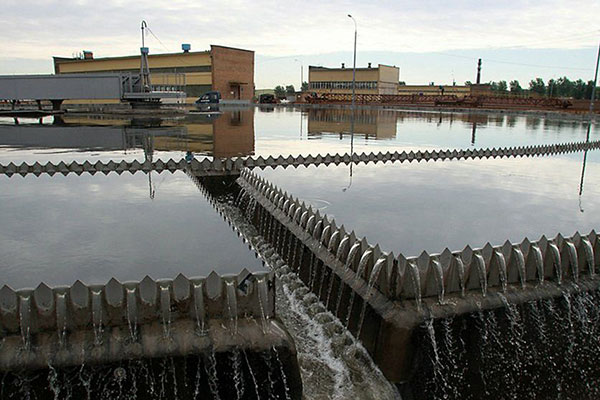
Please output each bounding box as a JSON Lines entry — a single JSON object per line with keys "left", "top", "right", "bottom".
{"left": 310, "top": 81, "right": 377, "bottom": 90}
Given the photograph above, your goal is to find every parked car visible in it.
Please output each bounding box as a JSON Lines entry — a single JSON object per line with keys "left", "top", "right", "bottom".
{"left": 195, "top": 91, "right": 221, "bottom": 111}
{"left": 259, "top": 93, "right": 277, "bottom": 104}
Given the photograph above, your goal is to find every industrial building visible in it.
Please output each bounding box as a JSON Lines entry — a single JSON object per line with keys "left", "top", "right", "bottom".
{"left": 308, "top": 64, "right": 399, "bottom": 95}
{"left": 308, "top": 63, "right": 492, "bottom": 97}
{"left": 53, "top": 45, "right": 254, "bottom": 103}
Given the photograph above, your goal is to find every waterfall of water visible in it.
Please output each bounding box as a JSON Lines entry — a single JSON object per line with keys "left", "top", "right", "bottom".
{"left": 407, "top": 261, "right": 422, "bottom": 310}
{"left": 356, "top": 257, "right": 385, "bottom": 339}
{"left": 229, "top": 349, "right": 245, "bottom": 400}
{"left": 257, "top": 277, "right": 270, "bottom": 334}
{"left": 344, "top": 250, "right": 372, "bottom": 329}
{"left": 205, "top": 351, "right": 222, "bottom": 400}
{"left": 225, "top": 281, "right": 238, "bottom": 335}
{"left": 126, "top": 288, "right": 138, "bottom": 341}
{"left": 18, "top": 295, "right": 31, "bottom": 351}
{"left": 333, "top": 242, "right": 361, "bottom": 317}
{"left": 55, "top": 293, "right": 68, "bottom": 347}
{"left": 159, "top": 286, "right": 171, "bottom": 339}
{"left": 193, "top": 282, "right": 207, "bottom": 335}
{"left": 405, "top": 289, "right": 600, "bottom": 399}
{"left": 91, "top": 290, "right": 103, "bottom": 346}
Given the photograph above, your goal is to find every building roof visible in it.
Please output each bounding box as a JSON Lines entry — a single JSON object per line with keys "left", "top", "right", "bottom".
{"left": 53, "top": 50, "right": 211, "bottom": 64}
{"left": 309, "top": 64, "right": 397, "bottom": 72}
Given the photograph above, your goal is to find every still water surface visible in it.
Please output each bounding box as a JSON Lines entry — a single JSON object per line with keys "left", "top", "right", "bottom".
{"left": 0, "top": 108, "right": 596, "bottom": 281}
{"left": 257, "top": 150, "right": 599, "bottom": 256}
{"left": 0, "top": 108, "right": 595, "bottom": 164}
{"left": 0, "top": 171, "right": 263, "bottom": 289}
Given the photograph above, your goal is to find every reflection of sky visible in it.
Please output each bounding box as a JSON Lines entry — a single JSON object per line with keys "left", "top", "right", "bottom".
{"left": 253, "top": 109, "right": 596, "bottom": 157}
{"left": 257, "top": 151, "right": 600, "bottom": 257}
{"left": 0, "top": 110, "right": 596, "bottom": 164}
{"left": 0, "top": 171, "right": 263, "bottom": 289}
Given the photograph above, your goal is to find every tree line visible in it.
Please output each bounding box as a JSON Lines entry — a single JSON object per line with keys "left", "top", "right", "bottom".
{"left": 273, "top": 82, "right": 310, "bottom": 98}
{"left": 483, "top": 77, "right": 598, "bottom": 99}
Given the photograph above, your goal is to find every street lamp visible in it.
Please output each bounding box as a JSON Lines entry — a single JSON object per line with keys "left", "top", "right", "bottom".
{"left": 348, "top": 14, "right": 357, "bottom": 109}
{"left": 343, "top": 14, "right": 357, "bottom": 192}
{"left": 294, "top": 59, "right": 303, "bottom": 91}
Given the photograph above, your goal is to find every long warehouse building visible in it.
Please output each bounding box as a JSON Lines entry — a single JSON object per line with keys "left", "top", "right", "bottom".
{"left": 53, "top": 45, "right": 254, "bottom": 103}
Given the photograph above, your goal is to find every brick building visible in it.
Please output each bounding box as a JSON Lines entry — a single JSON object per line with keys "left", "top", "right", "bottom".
{"left": 53, "top": 45, "right": 254, "bottom": 103}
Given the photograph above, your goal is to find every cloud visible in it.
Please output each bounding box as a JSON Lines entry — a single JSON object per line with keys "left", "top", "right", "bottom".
{"left": 1, "top": 0, "right": 598, "bottom": 60}
{"left": 1, "top": 0, "right": 598, "bottom": 86}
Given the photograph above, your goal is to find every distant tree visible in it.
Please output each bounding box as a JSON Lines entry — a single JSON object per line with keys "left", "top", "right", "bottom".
{"left": 572, "top": 79, "right": 587, "bottom": 99}
{"left": 465, "top": 81, "right": 472, "bottom": 86}
{"left": 399, "top": 81, "right": 406, "bottom": 85}
{"left": 547, "top": 79, "right": 557, "bottom": 97}
{"left": 584, "top": 80, "right": 599, "bottom": 100}
{"left": 490, "top": 81, "right": 499, "bottom": 92}
{"left": 285, "top": 85, "right": 296, "bottom": 95}
{"left": 301, "top": 81, "right": 309, "bottom": 91}
{"left": 555, "top": 77, "right": 573, "bottom": 97}
{"left": 274, "top": 85, "right": 286, "bottom": 99}
{"left": 497, "top": 80, "right": 508, "bottom": 92}
{"left": 509, "top": 80, "right": 523, "bottom": 94}
{"left": 529, "top": 78, "right": 546, "bottom": 96}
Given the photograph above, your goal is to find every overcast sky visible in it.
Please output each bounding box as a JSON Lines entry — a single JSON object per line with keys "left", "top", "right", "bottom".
{"left": 1, "top": 0, "right": 599, "bottom": 88}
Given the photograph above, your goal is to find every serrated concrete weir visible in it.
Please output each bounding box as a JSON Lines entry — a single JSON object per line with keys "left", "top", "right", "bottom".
{"left": 1, "top": 139, "right": 599, "bottom": 178}
{"left": 0, "top": 269, "right": 303, "bottom": 398}
{"left": 235, "top": 168, "right": 600, "bottom": 384}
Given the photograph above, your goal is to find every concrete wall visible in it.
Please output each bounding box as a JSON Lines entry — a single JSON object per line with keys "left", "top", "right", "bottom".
{"left": 210, "top": 45, "right": 254, "bottom": 102}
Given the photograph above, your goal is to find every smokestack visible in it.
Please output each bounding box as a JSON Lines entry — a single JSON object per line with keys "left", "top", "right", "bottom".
{"left": 476, "top": 58, "right": 482, "bottom": 84}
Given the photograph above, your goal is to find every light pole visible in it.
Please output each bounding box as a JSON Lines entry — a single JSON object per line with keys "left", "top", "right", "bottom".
{"left": 294, "top": 59, "right": 303, "bottom": 91}
{"left": 348, "top": 15, "right": 357, "bottom": 109}
{"left": 577, "top": 38, "right": 600, "bottom": 210}
{"left": 344, "top": 14, "right": 357, "bottom": 192}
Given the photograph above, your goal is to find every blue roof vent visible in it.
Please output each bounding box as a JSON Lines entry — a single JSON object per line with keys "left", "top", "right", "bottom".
{"left": 182, "top": 43, "right": 191, "bottom": 53}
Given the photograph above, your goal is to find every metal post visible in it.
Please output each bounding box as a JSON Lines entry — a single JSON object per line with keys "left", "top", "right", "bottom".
{"left": 348, "top": 15, "right": 357, "bottom": 109}
{"left": 578, "top": 39, "right": 599, "bottom": 204}
{"left": 588, "top": 40, "right": 600, "bottom": 116}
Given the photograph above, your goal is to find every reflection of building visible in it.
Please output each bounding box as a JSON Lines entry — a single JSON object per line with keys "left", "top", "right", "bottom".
{"left": 152, "top": 110, "right": 255, "bottom": 157}
{"left": 53, "top": 45, "right": 254, "bottom": 103}
{"left": 0, "top": 111, "right": 255, "bottom": 158}
{"left": 309, "top": 64, "right": 399, "bottom": 95}
{"left": 307, "top": 109, "right": 397, "bottom": 139}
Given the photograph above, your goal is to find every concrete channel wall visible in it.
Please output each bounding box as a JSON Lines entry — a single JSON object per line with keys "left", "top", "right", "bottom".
{"left": 1, "top": 138, "right": 599, "bottom": 178}
{"left": 236, "top": 168, "right": 600, "bottom": 385}
{"left": 0, "top": 270, "right": 303, "bottom": 398}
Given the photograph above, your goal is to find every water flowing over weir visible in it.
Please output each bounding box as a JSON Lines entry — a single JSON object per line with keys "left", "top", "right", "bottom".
{"left": 193, "top": 173, "right": 399, "bottom": 399}
{"left": 0, "top": 270, "right": 302, "bottom": 399}
{"left": 228, "top": 167, "right": 600, "bottom": 399}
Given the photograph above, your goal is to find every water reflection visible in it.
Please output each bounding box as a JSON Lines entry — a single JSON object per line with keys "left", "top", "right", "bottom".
{"left": 257, "top": 150, "right": 600, "bottom": 256}
{"left": 307, "top": 109, "right": 397, "bottom": 139}
{"left": 0, "top": 171, "right": 263, "bottom": 289}
{"left": 0, "top": 108, "right": 596, "bottom": 165}
{"left": 0, "top": 109, "right": 255, "bottom": 160}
